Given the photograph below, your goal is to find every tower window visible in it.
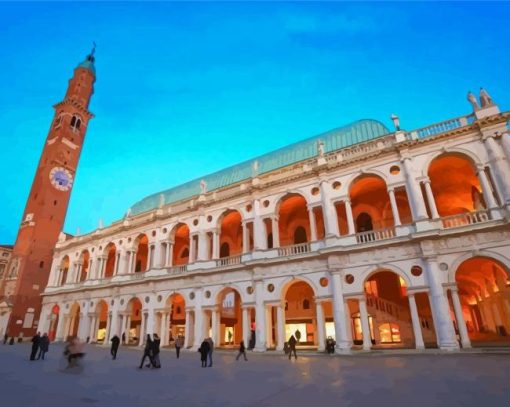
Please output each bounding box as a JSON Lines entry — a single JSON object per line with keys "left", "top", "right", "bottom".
{"left": 53, "top": 200, "right": 57, "bottom": 206}
{"left": 39, "top": 261, "right": 44, "bottom": 268}
{"left": 70, "top": 116, "right": 82, "bottom": 131}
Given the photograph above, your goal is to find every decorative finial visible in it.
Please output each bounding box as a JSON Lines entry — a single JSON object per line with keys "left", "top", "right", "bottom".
{"left": 467, "top": 91, "right": 480, "bottom": 111}
{"left": 98, "top": 218, "right": 104, "bottom": 229}
{"left": 317, "top": 139, "right": 325, "bottom": 157}
{"left": 125, "top": 208, "right": 132, "bottom": 219}
{"left": 252, "top": 160, "right": 260, "bottom": 177}
{"left": 390, "top": 114, "right": 401, "bottom": 131}
{"left": 158, "top": 193, "right": 165, "bottom": 209}
{"left": 479, "top": 87, "right": 494, "bottom": 108}
{"left": 200, "top": 179, "right": 207, "bottom": 194}
{"left": 91, "top": 41, "right": 96, "bottom": 56}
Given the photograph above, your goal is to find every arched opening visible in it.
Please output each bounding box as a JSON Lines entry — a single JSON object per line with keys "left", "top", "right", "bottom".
{"left": 428, "top": 153, "right": 491, "bottom": 217}
{"left": 172, "top": 223, "right": 190, "bottom": 266}
{"left": 219, "top": 210, "right": 243, "bottom": 258}
{"left": 216, "top": 288, "right": 243, "bottom": 347}
{"left": 59, "top": 256, "right": 70, "bottom": 286}
{"left": 284, "top": 281, "right": 317, "bottom": 348}
{"left": 349, "top": 174, "right": 395, "bottom": 232}
{"left": 453, "top": 256, "right": 510, "bottom": 347}
{"left": 357, "top": 270, "right": 435, "bottom": 349}
{"left": 356, "top": 212, "right": 373, "bottom": 232}
{"left": 67, "top": 303, "right": 80, "bottom": 338}
{"left": 48, "top": 304, "right": 60, "bottom": 341}
{"left": 165, "top": 293, "right": 186, "bottom": 345}
{"left": 293, "top": 226, "right": 307, "bottom": 244}
{"left": 134, "top": 234, "right": 148, "bottom": 272}
{"left": 125, "top": 298, "right": 142, "bottom": 345}
{"left": 79, "top": 250, "right": 90, "bottom": 282}
{"left": 94, "top": 300, "right": 109, "bottom": 343}
{"left": 103, "top": 243, "right": 116, "bottom": 278}
{"left": 278, "top": 193, "right": 310, "bottom": 246}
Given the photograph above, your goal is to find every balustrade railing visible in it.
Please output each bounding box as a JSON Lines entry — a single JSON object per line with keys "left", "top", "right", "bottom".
{"left": 216, "top": 255, "right": 242, "bottom": 267}
{"left": 277, "top": 242, "right": 311, "bottom": 257}
{"left": 441, "top": 210, "right": 490, "bottom": 229}
{"left": 355, "top": 227, "right": 396, "bottom": 244}
{"left": 167, "top": 265, "right": 187, "bottom": 275}
{"left": 409, "top": 114, "right": 475, "bottom": 139}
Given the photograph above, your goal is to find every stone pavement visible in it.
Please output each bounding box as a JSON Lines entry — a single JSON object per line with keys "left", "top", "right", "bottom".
{"left": 0, "top": 342, "right": 509, "bottom": 407}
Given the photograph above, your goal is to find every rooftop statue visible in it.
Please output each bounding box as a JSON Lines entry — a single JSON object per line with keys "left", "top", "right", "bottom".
{"left": 317, "top": 139, "right": 325, "bottom": 157}
{"left": 200, "top": 179, "right": 207, "bottom": 194}
{"left": 467, "top": 91, "right": 480, "bottom": 111}
{"left": 252, "top": 160, "right": 260, "bottom": 177}
{"left": 158, "top": 193, "right": 165, "bottom": 209}
{"left": 480, "top": 87, "right": 494, "bottom": 108}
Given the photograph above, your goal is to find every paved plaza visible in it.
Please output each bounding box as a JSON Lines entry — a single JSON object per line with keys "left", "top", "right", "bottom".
{"left": 0, "top": 343, "right": 509, "bottom": 407}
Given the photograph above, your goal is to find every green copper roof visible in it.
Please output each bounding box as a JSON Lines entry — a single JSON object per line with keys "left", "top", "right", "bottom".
{"left": 77, "top": 52, "right": 96, "bottom": 75}
{"left": 130, "top": 119, "right": 390, "bottom": 215}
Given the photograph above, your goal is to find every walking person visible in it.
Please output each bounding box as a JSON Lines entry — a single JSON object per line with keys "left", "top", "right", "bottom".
{"left": 199, "top": 339, "right": 210, "bottom": 368}
{"left": 152, "top": 334, "right": 161, "bottom": 368}
{"left": 236, "top": 340, "right": 248, "bottom": 361}
{"left": 138, "top": 334, "right": 154, "bottom": 369}
{"left": 121, "top": 332, "right": 126, "bottom": 345}
{"left": 30, "top": 332, "right": 41, "bottom": 361}
{"left": 288, "top": 334, "right": 297, "bottom": 360}
{"left": 3, "top": 331, "right": 8, "bottom": 345}
{"left": 37, "top": 333, "right": 49, "bottom": 360}
{"left": 206, "top": 337, "right": 214, "bottom": 367}
{"left": 110, "top": 334, "right": 120, "bottom": 360}
{"left": 175, "top": 334, "right": 183, "bottom": 359}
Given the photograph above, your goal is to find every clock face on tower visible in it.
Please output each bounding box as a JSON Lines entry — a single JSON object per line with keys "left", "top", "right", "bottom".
{"left": 49, "top": 167, "right": 74, "bottom": 191}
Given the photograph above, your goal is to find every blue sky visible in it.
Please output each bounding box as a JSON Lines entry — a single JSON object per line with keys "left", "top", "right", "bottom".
{"left": 1, "top": 2, "right": 509, "bottom": 243}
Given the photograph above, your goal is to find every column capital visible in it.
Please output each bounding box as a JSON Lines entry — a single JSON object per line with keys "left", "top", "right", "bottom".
{"left": 313, "top": 296, "right": 332, "bottom": 304}
{"left": 241, "top": 303, "right": 256, "bottom": 309}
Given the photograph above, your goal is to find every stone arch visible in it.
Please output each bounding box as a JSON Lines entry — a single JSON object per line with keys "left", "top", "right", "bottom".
{"left": 427, "top": 152, "right": 488, "bottom": 217}
{"left": 216, "top": 286, "right": 244, "bottom": 346}
{"left": 276, "top": 193, "right": 311, "bottom": 246}
{"left": 218, "top": 209, "right": 243, "bottom": 258}
{"left": 361, "top": 264, "right": 412, "bottom": 288}
{"left": 165, "top": 292, "right": 187, "bottom": 342}
{"left": 422, "top": 148, "right": 483, "bottom": 178}
{"left": 133, "top": 233, "right": 149, "bottom": 272}
{"left": 449, "top": 251, "right": 510, "bottom": 284}
{"left": 48, "top": 304, "right": 60, "bottom": 341}
{"left": 103, "top": 242, "right": 117, "bottom": 278}
{"left": 346, "top": 170, "right": 389, "bottom": 193}
{"left": 171, "top": 223, "right": 190, "bottom": 266}
{"left": 279, "top": 275, "right": 319, "bottom": 299}
{"left": 124, "top": 297, "right": 143, "bottom": 345}
{"left": 348, "top": 173, "right": 394, "bottom": 231}
{"left": 78, "top": 250, "right": 90, "bottom": 282}
{"left": 59, "top": 255, "right": 70, "bottom": 286}
{"left": 94, "top": 300, "right": 109, "bottom": 343}
{"left": 67, "top": 302, "right": 81, "bottom": 338}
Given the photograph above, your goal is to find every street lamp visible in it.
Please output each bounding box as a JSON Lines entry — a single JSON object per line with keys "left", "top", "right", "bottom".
{"left": 391, "top": 114, "right": 400, "bottom": 131}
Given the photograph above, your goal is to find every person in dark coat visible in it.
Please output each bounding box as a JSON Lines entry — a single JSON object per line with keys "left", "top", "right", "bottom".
{"left": 236, "top": 340, "right": 248, "bottom": 361}
{"left": 199, "top": 339, "right": 210, "bottom": 368}
{"left": 206, "top": 337, "right": 214, "bottom": 367}
{"left": 175, "top": 335, "right": 184, "bottom": 359}
{"left": 151, "top": 334, "right": 161, "bottom": 368}
{"left": 138, "top": 334, "right": 154, "bottom": 369}
{"left": 110, "top": 334, "right": 120, "bottom": 360}
{"left": 288, "top": 334, "right": 297, "bottom": 360}
{"left": 121, "top": 332, "right": 126, "bottom": 345}
{"left": 37, "top": 333, "right": 49, "bottom": 360}
{"left": 3, "top": 332, "right": 8, "bottom": 345}
{"left": 30, "top": 332, "right": 41, "bottom": 361}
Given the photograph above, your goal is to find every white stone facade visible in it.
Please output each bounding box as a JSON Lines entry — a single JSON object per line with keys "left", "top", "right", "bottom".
{"left": 39, "top": 95, "right": 510, "bottom": 353}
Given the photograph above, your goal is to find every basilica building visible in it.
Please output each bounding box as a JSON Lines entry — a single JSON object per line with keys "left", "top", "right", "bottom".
{"left": 30, "top": 54, "right": 510, "bottom": 352}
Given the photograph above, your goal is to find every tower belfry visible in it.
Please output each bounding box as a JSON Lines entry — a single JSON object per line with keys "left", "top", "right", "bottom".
{"left": 1, "top": 48, "right": 96, "bottom": 338}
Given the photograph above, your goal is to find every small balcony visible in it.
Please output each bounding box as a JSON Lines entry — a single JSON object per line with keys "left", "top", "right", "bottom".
{"left": 440, "top": 210, "right": 490, "bottom": 229}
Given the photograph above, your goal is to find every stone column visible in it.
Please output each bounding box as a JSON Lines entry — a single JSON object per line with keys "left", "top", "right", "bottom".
{"left": 211, "top": 307, "right": 220, "bottom": 345}
{"left": 242, "top": 221, "right": 250, "bottom": 253}
{"left": 184, "top": 309, "right": 192, "bottom": 348}
{"left": 212, "top": 230, "right": 220, "bottom": 259}
{"left": 37, "top": 304, "right": 50, "bottom": 334}
{"left": 56, "top": 313, "right": 68, "bottom": 342}
{"left": 451, "top": 287, "right": 472, "bottom": 348}
{"left": 189, "top": 234, "right": 197, "bottom": 263}
{"left": 74, "top": 262, "right": 82, "bottom": 283}
{"left": 276, "top": 303, "right": 285, "bottom": 351}
{"left": 476, "top": 165, "right": 499, "bottom": 210}
{"left": 402, "top": 156, "right": 429, "bottom": 220}
{"left": 118, "top": 314, "right": 125, "bottom": 344}
{"left": 253, "top": 199, "right": 267, "bottom": 250}
{"left": 254, "top": 280, "right": 267, "bottom": 351}
{"left": 146, "top": 308, "right": 155, "bottom": 338}
{"left": 153, "top": 242, "right": 163, "bottom": 268}
{"left": 193, "top": 293, "right": 204, "bottom": 348}
{"left": 315, "top": 300, "right": 326, "bottom": 351}
{"left": 423, "top": 179, "right": 440, "bottom": 219}
{"left": 387, "top": 187, "right": 402, "bottom": 226}
{"left": 197, "top": 230, "right": 208, "bottom": 261}
{"left": 130, "top": 250, "right": 137, "bottom": 274}
{"left": 88, "top": 314, "right": 97, "bottom": 342}
{"left": 500, "top": 132, "right": 510, "bottom": 162}
{"left": 265, "top": 306, "right": 273, "bottom": 348}
{"left": 424, "top": 257, "right": 459, "bottom": 349}
{"left": 408, "top": 293, "right": 425, "bottom": 349}
{"left": 112, "top": 252, "right": 119, "bottom": 275}
{"left": 345, "top": 199, "right": 355, "bottom": 235}
{"left": 307, "top": 206, "right": 318, "bottom": 241}
{"left": 271, "top": 216, "right": 280, "bottom": 248}
{"left": 103, "top": 313, "right": 112, "bottom": 346}
{"left": 242, "top": 306, "right": 250, "bottom": 346}
{"left": 166, "top": 242, "right": 174, "bottom": 267}
{"left": 331, "top": 273, "right": 352, "bottom": 351}
{"left": 483, "top": 133, "right": 510, "bottom": 205}
{"left": 358, "top": 297, "right": 372, "bottom": 350}
{"left": 320, "top": 180, "right": 340, "bottom": 237}
{"left": 138, "top": 312, "right": 147, "bottom": 347}
{"left": 125, "top": 315, "right": 131, "bottom": 343}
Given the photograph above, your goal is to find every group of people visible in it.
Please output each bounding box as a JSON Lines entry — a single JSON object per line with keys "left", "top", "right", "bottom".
{"left": 138, "top": 334, "right": 162, "bottom": 369}
{"left": 30, "top": 332, "right": 50, "bottom": 361}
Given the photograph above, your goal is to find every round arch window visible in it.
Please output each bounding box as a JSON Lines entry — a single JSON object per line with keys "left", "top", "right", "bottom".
{"left": 205, "top": 290, "right": 211, "bottom": 299}
{"left": 193, "top": 219, "right": 199, "bottom": 226}
{"left": 145, "top": 296, "right": 150, "bottom": 304}
{"left": 390, "top": 165, "right": 400, "bottom": 175}
{"left": 311, "top": 187, "right": 320, "bottom": 196}
{"left": 207, "top": 215, "right": 213, "bottom": 222}
{"left": 189, "top": 292, "right": 195, "bottom": 300}
{"left": 246, "top": 204, "right": 252, "bottom": 212}
{"left": 263, "top": 200, "right": 270, "bottom": 208}
{"left": 332, "top": 181, "right": 341, "bottom": 190}
{"left": 411, "top": 266, "right": 423, "bottom": 277}
{"left": 157, "top": 295, "right": 162, "bottom": 303}
{"left": 246, "top": 286, "right": 254, "bottom": 295}
{"left": 267, "top": 283, "right": 275, "bottom": 293}
{"left": 345, "top": 274, "right": 354, "bottom": 284}
{"left": 320, "top": 277, "right": 329, "bottom": 287}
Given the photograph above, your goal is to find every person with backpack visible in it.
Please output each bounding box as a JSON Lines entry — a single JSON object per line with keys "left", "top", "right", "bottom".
{"left": 235, "top": 340, "right": 248, "bottom": 361}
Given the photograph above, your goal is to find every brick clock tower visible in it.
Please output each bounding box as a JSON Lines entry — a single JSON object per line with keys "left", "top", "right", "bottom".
{"left": 3, "top": 48, "right": 96, "bottom": 338}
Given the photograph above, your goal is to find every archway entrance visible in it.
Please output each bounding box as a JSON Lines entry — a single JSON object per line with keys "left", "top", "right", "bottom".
{"left": 134, "top": 234, "right": 148, "bottom": 273}
{"left": 165, "top": 294, "right": 186, "bottom": 345}
{"left": 95, "top": 300, "right": 109, "bottom": 343}
{"left": 284, "top": 281, "right": 317, "bottom": 348}
{"left": 125, "top": 298, "right": 142, "bottom": 345}
{"left": 104, "top": 243, "right": 117, "bottom": 278}
{"left": 217, "top": 288, "right": 243, "bottom": 347}
{"left": 79, "top": 250, "right": 90, "bottom": 282}
{"left": 359, "top": 270, "right": 431, "bottom": 349}
{"left": 48, "top": 304, "right": 60, "bottom": 341}
{"left": 172, "top": 223, "right": 190, "bottom": 265}
{"left": 453, "top": 256, "right": 510, "bottom": 347}
{"left": 219, "top": 210, "right": 243, "bottom": 258}
{"left": 67, "top": 303, "right": 80, "bottom": 338}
